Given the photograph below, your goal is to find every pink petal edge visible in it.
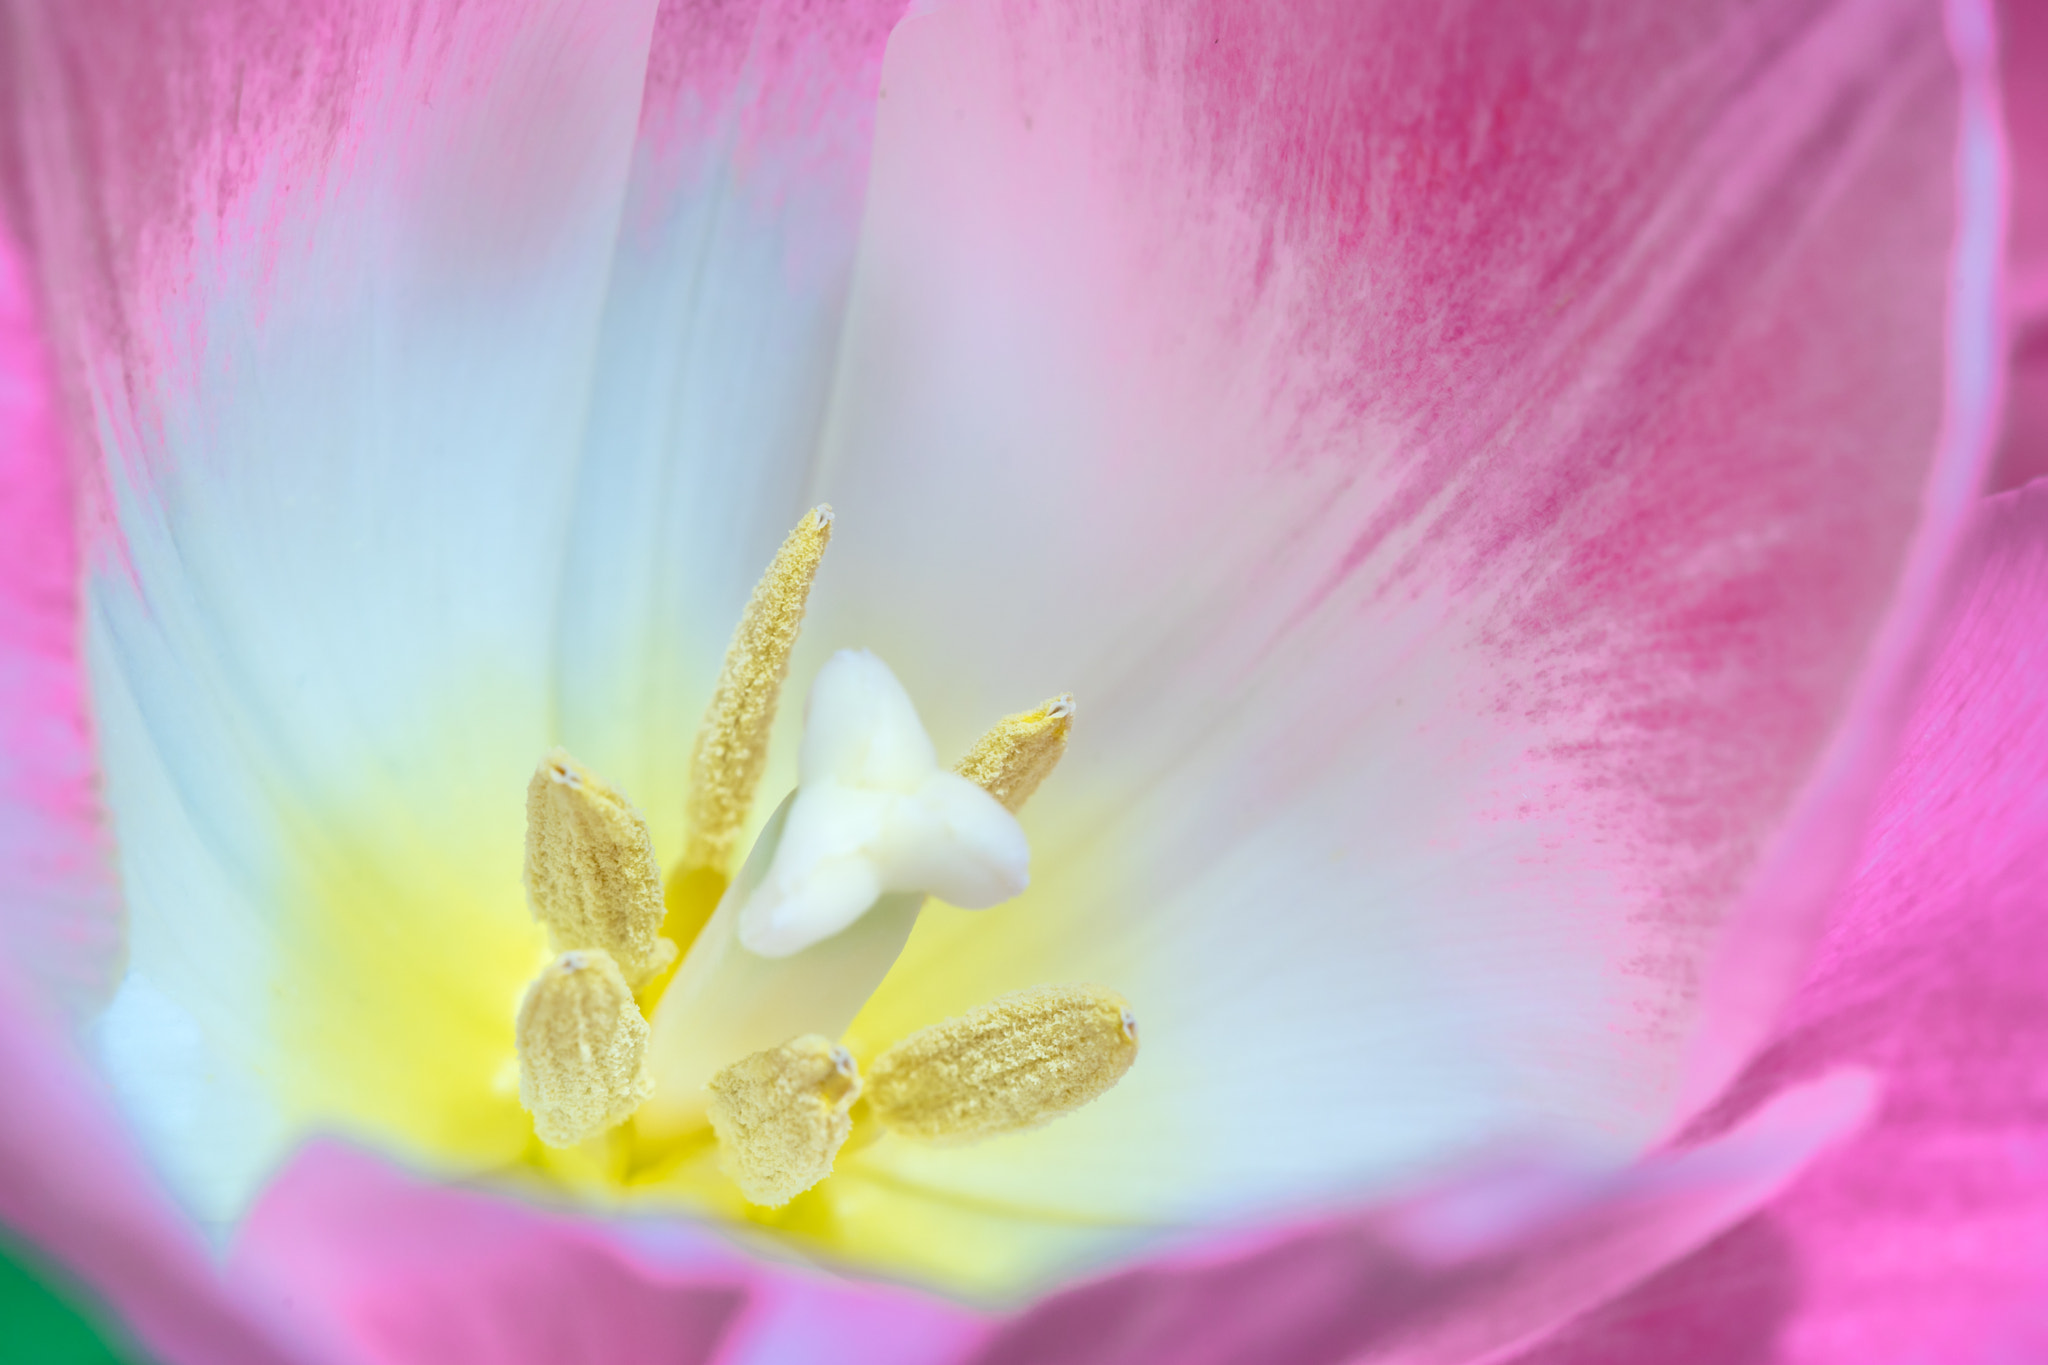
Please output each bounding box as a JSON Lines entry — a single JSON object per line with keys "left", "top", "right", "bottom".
{"left": 231, "top": 1142, "right": 989, "bottom": 1365}
{"left": 1676, "top": 0, "right": 2009, "bottom": 1119}
{"left": 1504, "top": 474, "right": 2048, "bottom": 1361}
{"left": 224, "top": 1068, "right": 1870, "bottom": 1365}
{"left": 0, "top": 973, "right": 344, "bottom": 1365}
{"left": 0, "top": 161, "right": 120, "bottom": 1021}
{"left": 938, "top": 1070, "right": 1875, "bottom": 1365}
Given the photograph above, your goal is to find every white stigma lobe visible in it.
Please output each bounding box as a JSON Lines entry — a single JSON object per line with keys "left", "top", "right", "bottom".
{"left": 735, "top": 650, "right": 1030, "bottom": 958}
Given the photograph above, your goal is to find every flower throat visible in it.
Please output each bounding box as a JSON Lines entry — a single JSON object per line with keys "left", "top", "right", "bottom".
{"left": 510, "top": 506, "right": 1138, "bottom": 1209}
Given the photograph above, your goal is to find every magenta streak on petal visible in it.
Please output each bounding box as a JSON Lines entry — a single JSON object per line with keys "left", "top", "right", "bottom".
{"left": 0, "top": 195, "right": 121, "bottom": 1019}
{"left": 1676, "top": 0, "right": 2009, "bottom": 1122}
{"left": 2, "top": 0, "right": 664, "bottom": 485}
{"left": 231, "top": 1142, "right": 991, "bottom": 1365}
{"left": 638, "top": 0, "right": 907, "bottom": 185}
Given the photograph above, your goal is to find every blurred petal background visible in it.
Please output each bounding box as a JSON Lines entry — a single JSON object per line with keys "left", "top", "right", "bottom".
{"left": 0, "top": 0, "right": 2040, "bottom": 1361}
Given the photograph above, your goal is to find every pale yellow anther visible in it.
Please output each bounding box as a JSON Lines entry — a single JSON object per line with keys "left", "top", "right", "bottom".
{"left": 524, "top": 749, "right": 675, "bottom": 988}
{"left": 679, "top": 506, "right": 835, "bottom": 879}
{"left": 954, "top": 694, "right": 1074, "bottom": 812}
{"left": 706, "top": 1034, "right": 862, "bottom": 1206}
{"left": 866, "top": 984, "right": 1138, "bottom": 1143}
{"left": 515, "top": 949, "right": 654, "bottom": 1149}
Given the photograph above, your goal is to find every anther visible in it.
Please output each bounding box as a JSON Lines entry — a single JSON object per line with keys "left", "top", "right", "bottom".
{"left": 524, "top": 749, "right": 675, "bottom": 987}
{"left": 954, "top": 694, "right": 1075, "bottom": 812}
{"left": 866, "top": 984, "right": 1139, "bottom": 1143}
{"left": 706, "top": 1035, "right": 863, "bottom": 1206}
{"left": 678, "top": 506, "right": 834, "bottom": 883}
{"left": 515, "top": 950, "right": 654, "bottom": 1148}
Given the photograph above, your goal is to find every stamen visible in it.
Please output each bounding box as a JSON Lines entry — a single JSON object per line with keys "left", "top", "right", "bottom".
{"left": 866, "top": 985, "right": 1139, "bottom": 1143}
{"left": 706, "top": 1035, "right": 862, "bottom": 1206}
{"left": 953, "top": 694, "right": 1075, "bottom": 812}
{"left": 516, "top": 950, "right": 654, "bottom": 1149}
{"left": 524, "top": 749, "right": 675, "bottom": 988}
{"left": 678, "top": 505, "right": 834, "bottom": 882}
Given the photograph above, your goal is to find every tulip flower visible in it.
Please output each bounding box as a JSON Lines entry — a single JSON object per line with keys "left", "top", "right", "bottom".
{"left": 0, "top": 0, "right": 2023, "bottom": 1361}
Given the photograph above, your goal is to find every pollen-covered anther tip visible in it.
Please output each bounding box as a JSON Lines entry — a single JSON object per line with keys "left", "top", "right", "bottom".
{"left": 867, "top": 984, "right": 1139, "bottom": 1144}
{"left": 524, "top": 748, "right": 674, "bottom": 988}
{"left": 679, "top": 507, "right": 835, "bottom": 877}
{"left": 707, "top": 1035, "right": 864, "bottom": 1207}
{"left": 955, "top": 693, "right": 1076, "bottom": 813}
{"left": 516, "top": 949, "right": 653, "bottom": 1149}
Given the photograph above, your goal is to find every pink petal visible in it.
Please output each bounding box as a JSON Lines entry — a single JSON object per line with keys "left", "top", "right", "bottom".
{"left": 963, "top": 1070, "right": 1874, "bottom": 1365}
{"left": 0, "top": 970, "right": 341, "bottom": 1365}
{"left": 807, "top": 0, "right": 2003, "bottom": 1263}
{"left": 231, "top": 1142, "right": 990, "bottom": 1365}
{"left": 1500, "top": 476, "right": 2048, "bottom": 1358}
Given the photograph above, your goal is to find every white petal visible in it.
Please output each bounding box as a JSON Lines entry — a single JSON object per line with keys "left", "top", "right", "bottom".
{"left": 807, "top": 0, "right": 1991, "bottom": 1262}
{"left": 25, "top": 2, "right": 665, "bottom": 1216}
{"left": 549, "top": 15, "right": 907, "bottom": 852}
{"left": 95, "top": 973, "right": 289, "bottom": 1239}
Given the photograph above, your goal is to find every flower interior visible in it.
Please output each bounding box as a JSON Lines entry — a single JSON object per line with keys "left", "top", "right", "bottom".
{"left": 272, "top": 503, "right": 1137, "bottom": 1289}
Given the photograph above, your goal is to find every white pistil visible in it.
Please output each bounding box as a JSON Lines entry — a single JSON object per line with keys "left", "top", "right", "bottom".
{"left": 735, "top": 649, "right": 1029, "bottom": 958}
{"left": 638, "top": 796, "right": 928, "bottom": 1139}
